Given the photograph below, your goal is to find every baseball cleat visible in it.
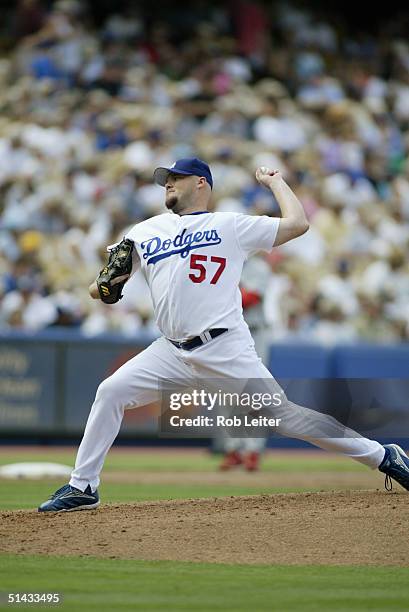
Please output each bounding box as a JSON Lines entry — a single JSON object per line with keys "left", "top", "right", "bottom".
{"left": 38, "top": 484, "right": 100, "bottom": 512}
{"left": 243, "top": 451, "right": 261, "bottom": 472}
{"left": 219, "top": 450, "right": 243, "bottom": 471}
{"left": 378, "top": 444, "right": 409, "bottom": 491}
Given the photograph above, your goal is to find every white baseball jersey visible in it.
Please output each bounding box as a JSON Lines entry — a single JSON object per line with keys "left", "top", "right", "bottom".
{"left": 119, "top": 211, "right": 280, "bottom": 341}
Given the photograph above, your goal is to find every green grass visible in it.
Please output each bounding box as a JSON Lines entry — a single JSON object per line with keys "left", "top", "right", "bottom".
{"left": 0, "top": 479, "right": 306, "bottom": 510}
{"left": 1, "top": 555, "right": 408, "bottom": 611}
{"left": 0, "top": 448, "right": 369, "bottom": 510}
{"left": 0, "top": 449, "right": 367, "bottom": 472}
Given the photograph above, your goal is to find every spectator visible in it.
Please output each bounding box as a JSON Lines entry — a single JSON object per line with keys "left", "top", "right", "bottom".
{"left": 0, "top": 1, "right": 408, "bottom": 344}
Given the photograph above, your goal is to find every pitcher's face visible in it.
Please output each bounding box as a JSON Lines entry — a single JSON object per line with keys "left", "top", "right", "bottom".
{"left": 165, "top": 174, "right": 198, "bottom": 213}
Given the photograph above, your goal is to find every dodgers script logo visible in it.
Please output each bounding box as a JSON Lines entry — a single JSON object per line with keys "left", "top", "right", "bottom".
{"left": 141, "top": 228, "right": 222, "bottom": 264}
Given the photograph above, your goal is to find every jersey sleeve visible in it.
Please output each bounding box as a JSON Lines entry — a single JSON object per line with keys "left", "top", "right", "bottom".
{"left": 234, "top": 213, "right": 280, "bottom": 258}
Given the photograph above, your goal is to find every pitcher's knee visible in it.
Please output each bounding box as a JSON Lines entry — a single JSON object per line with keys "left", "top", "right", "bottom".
{"left": 95, "top": 377, "right": 121, "bottom": 405}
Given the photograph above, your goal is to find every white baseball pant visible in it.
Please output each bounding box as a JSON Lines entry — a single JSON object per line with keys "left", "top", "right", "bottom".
{"left": 70, "top": 324, "right": 385, "bottom": 492}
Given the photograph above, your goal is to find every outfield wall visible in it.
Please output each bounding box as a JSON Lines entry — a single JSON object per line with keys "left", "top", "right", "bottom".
{"left": 0, "top": 330, "right": 408, "bottom": 438}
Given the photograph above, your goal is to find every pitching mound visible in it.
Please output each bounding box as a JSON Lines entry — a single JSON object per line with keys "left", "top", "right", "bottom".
{"left": 1, "top": 490, "right": 407, "bottom": 566}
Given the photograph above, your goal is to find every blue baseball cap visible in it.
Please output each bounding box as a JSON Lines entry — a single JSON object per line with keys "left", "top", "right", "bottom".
{"left": 153, "top": 157, "right": 213, "bottom": 189}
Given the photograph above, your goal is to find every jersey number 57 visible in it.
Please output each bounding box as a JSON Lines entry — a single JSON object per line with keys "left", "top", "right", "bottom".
{"left": 189, "top": 254, "right": 226, "bottom": 285}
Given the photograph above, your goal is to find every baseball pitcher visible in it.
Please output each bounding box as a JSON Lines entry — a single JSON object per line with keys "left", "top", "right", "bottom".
{"left": 38, "top": 158, "right": 409, "bottom": 511}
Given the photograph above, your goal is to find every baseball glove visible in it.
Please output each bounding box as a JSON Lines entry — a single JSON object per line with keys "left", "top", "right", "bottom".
{"left": 97, "top": 238, "right": 134, "bottom": 304}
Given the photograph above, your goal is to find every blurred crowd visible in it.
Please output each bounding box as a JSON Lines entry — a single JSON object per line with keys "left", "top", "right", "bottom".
{"left": 0, "top": 0, "right": 408, "bottom": 343}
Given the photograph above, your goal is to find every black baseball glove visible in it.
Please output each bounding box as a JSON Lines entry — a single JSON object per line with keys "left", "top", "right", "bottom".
{"left": 97, "top": 238, "right": 134, "bottom": 304}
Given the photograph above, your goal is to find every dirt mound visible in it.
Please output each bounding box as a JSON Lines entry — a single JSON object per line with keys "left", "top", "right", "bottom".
{"left": 1, "top": 490, "right": 408, "bottom": 566}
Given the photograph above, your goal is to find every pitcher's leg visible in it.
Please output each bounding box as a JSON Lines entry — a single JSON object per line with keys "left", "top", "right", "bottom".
{"left": 69, "top": 373, "right": 141, "bottom": 492}
{"left": 277, "top": 399, "right": 385, "bottom": 468}
{"left": 193, "top": 328, "right": 386, "bottom": 470}
{"left": 245, "top": 376, "right": 386, "bottom": 469}
{"left": 70, "top": 337, "right": 191, "bottom": 491}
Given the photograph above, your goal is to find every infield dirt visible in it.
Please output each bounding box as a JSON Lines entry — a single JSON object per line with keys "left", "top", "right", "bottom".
{"left": 1, "top": 490, "right": 407, "bottom": 566}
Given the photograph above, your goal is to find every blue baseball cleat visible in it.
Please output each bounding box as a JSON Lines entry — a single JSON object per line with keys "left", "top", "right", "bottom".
{"left": 38, "top": 484, "right": 100, "bottom": 512}
{"left": 378, "top": 444, "right": 409, "bottom": 491}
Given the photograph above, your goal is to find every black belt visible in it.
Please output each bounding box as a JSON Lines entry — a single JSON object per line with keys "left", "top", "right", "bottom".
{"left": 169, "top": 328, "right": 228, "bottom": 351}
